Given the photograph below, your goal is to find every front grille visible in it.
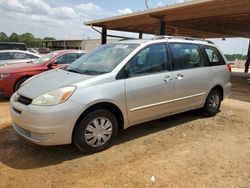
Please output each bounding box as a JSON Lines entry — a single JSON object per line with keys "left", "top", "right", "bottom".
{"left": 13, "top": 107, "right": 22, "bottom": 114}
{"left": 17, "top": 95, "right": 32, "bottom": 105}
{"left": 13, "top": 124, "right": 54, "bottom": 141}
{"left": 13, "top": 124, "right": 31, "bottom": 138}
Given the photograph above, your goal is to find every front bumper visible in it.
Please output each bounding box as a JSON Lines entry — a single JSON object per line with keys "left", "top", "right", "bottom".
{"left": 9, "top": 93, "right": 83, "bottom": 146}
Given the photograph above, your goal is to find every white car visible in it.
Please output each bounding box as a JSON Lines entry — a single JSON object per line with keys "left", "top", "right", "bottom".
{"left": 0, "top": 50, "right": 40, "bottom": 65}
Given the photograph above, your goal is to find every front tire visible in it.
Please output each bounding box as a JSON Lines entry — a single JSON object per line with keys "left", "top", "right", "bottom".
{"left": 202, "top": 89, "right": 221, "bottom": 117}
{"left": 73, "top": 109, "right": 118, "bottom": 153}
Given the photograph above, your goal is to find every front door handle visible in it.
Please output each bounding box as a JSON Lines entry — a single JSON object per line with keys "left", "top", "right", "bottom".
{"left": 164, "top": 75, "right": 173, "bottom": 82}
{"left": 175, "top": 74, "right": 184, "bottom": 80}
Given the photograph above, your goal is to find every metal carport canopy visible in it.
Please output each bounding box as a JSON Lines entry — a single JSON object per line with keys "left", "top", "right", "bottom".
{"left": 84, "top": 0, "right": 250, "bottom": 39}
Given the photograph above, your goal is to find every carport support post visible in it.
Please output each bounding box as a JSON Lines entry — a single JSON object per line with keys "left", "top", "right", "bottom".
{"left": 245, "top": 39, "right": 250, "bottom": 73}
{"left": 158, "top": 17, "right": 166, "bottom": 35}
{"left": 139, "top": 32, "right": 143, "bottom": 39}
{"left": 101, "top": 27, "right": 107, "bottom": 44}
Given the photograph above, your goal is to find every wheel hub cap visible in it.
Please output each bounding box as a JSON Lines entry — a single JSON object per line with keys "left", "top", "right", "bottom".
{"left": 208, "top": 94, "right": 219, "bottom": 112}
{"left": 84, "top": 117, "right": 113, "bottom": 148}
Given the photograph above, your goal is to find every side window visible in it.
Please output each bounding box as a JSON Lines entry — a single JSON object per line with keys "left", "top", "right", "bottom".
{"left": 170, "top": 43, "right": 204, "bottom": 70}
{"left": 0, "top": 52, "right": 11, "bottom": 60}
{"left": 56, "top": 53, "right": 79, "bottom": 64}
{"left": 126, "top": 43, "right": 168, "bottom": 77}
{"left": 204, "top": 46, "right": 225, "bottom": 66}
{"left": 25, "top": 54, "right": 38, "bottom": 59}
{"left": 13, "top": 52, "right": 26, "bottom": 59}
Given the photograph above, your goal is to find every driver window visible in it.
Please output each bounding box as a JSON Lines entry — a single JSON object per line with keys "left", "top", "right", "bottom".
{"left": 55, "top": 53, "right": 79, "bottom": 64}
{"left": 126, "top": 43, "right": 168, "bottom": 77}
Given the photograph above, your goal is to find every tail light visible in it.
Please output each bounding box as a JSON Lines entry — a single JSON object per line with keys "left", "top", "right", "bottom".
{"left": 226, "top": 64, "right": 232, "bottom": 72}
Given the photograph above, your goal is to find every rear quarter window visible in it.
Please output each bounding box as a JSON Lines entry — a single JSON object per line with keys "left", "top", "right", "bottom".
{"left": 204, "top": 46, "right": 226, "bottom": 66}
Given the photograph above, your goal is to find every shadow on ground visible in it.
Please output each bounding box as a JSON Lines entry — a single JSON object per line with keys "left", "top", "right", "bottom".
{"left": 0, "top": 97, "right": 9, "bottom": 103}
{"left": 0, "top": 110, "right": 203, "bottom": 170}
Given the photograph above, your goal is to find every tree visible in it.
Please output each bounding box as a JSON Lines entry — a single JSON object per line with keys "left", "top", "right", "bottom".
{"left": 43, "top": 37, "right": 56, "bottom": 41}
{"left": 0, "top": 32, "right": 8, "bottom": 42}
{"left": 8, "top": 33, "right": 19, "bottom": 42}
{"left": 0, "top": 31, "right": 56, "bottom": 47}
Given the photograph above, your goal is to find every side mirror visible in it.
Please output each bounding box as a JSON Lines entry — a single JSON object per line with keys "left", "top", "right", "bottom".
{"left": 47, "top": 60, "right": 58, "bottom": 69}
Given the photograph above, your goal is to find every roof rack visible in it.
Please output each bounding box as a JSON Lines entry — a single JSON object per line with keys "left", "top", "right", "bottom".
{"left": 152, "top": 35, "right": 214, "bottom": 44}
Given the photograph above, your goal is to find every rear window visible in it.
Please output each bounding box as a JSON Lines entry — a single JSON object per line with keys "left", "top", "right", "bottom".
{"left": 204, "top": 46, "right": 226, "bottom": 66}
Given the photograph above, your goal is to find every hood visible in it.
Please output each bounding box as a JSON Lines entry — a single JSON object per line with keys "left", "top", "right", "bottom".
{"left": 0, "top": 62, "right": 39, "bottom": 72}
{"left": 18, "top": 69, "right": 93, "bottom": 99}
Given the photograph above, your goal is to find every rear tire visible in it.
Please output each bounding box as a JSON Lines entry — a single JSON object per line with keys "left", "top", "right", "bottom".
{"left": 202, "top": 89, "right": 221, "bottom": 117}
{"left": 73, "top": 109, "right": 118, "bottom": 153}
{"left": 14, "top": 77, "right": 29, "bottom": 91}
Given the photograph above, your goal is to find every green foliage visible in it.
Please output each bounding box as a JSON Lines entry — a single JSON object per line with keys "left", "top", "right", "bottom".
{"left": 0, "top": 32, "right": 56, "bottom": 47}
{"left": 43, "top": 37, "right": 56, "bottom": 41}
{"left": 225, "top": 54, "right": 247, "bottom": 61}
{"left": 9, "top": 33, "right": 19, "bottom": 42}
{"left": 0, "top": 32, "right": 8, "bottom": 41}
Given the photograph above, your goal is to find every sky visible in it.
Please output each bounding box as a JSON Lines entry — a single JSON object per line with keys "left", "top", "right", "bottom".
{"left": 0, "top": 0, "right": 249, "bottom": 55}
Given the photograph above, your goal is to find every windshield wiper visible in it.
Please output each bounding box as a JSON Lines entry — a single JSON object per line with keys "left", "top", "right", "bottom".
{"left": 81, "top": 70, "right": 108, "bottom": 75}
{"left": 66, "top": 68, "right": 80, "bottom": 73}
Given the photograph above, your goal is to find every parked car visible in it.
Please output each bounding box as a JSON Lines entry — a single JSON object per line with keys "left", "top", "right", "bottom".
{"left": 0, "top": 50, "right": 40, "bottom": 65}
{"left": 10, "top": 37, "right": 231, "bottom": 153}
{"left": 38, "top": 48, "right": 51, "bottom": 54}
{"left": 0, "top": 42, "right": 27, "bottom": 51}
{"left": 0, "top": 50, "right": 85, "bottom": 97}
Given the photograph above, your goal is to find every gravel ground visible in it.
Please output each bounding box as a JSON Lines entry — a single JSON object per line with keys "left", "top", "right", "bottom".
{"left": 0, "top": 75, "right": 249, "bottom": 188}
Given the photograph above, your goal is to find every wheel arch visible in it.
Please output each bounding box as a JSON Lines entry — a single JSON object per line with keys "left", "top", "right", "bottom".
{"left": 14, "top": 76, "right": 32, "bottom": 91}
{"left": 72, "top": 102, "right": 125, "bottom": 142}
{"left": 210, "top": 85, "right": 224, "bottom": 100}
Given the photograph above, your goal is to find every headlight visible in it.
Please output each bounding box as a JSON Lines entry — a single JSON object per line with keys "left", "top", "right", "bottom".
{"left": 31, "top": 86, "right": 76, "bottom": 106}
{"left": 0, "top": 73, "right": 10, "bottom": 80}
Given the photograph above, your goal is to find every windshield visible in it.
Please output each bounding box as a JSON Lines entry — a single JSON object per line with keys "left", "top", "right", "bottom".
{"left": 33, "top": 51, "right": 59, "bottom": 64}
{"left": 66, "top": 44, "right": 138, "bottom": 75}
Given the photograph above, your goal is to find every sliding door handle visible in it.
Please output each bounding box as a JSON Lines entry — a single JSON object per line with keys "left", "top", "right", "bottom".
{"left": 175, "top": 74, "right": 184, "bottom": 80}
{"left": 164, "top": 75, "right": 173, "bottom": 82}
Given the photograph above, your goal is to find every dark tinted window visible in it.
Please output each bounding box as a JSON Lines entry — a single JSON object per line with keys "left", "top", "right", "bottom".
{"left": 56, "top": 53, "right": 80, "bottom": 64}
{"left": 170, "top": 43, "right": 204, "bottom": 70}
{"left": 204, "top": 46, "right": 225, "bottom": 66}
{"left": 126, "top": 43, "right": 168, "bottom": 77}
{"left": 0, "top": 43, "right": 27, "bottom": 50}
{"left": 0, "top": 52, "right": 11, "bottom": 60}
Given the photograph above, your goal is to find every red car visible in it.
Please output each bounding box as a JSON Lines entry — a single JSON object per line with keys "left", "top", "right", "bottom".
{"left": 0, "top": 50, "right": 85, "bottom": 97}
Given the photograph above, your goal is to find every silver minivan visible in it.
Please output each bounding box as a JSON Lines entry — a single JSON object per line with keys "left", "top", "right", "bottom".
{"left": 10, "top": 37, "right": 231, "bottom": 153}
